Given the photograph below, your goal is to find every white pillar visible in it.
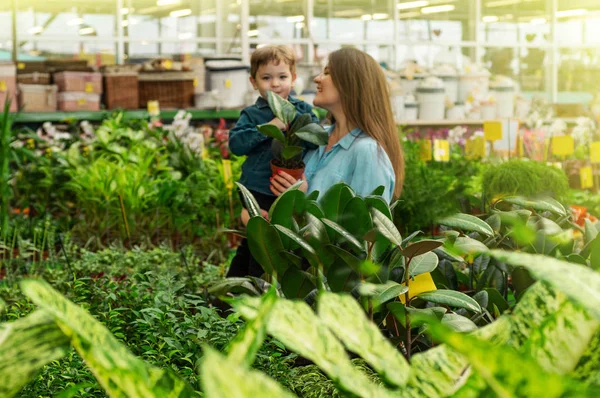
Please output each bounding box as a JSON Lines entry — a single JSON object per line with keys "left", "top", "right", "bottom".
{"left": 241, "top": 0, "right": 249, "bottom": 64}
{"left": 306, "top": 0, "right": 314, "bottom": 64}
{"left": 116, "top": 0, "right": 124, "bottom": 64}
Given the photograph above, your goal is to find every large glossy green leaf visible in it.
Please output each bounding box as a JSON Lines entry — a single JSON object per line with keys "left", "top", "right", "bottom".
{"left": 266, "top": 90, "right": 296, "bottom": 125}
{"left": 20, "top": 279, "right": 195, "bottom": 398}
{"left": 450, "top": 237, "right": 489, "bottom": 256}
{"left": 321, "top": 219, "right": 363, "bottom": 252}
{"left": 341, "top": 197, "right": 372, "bottom": 239}
{"left": 364, "top": 196, "right": 392, "bottom": 219}
{"left": 320, "top": 183, "right": 354, "bottom": 223}
{"left": 269, "top": 189, "right": 306, "bottom": 249}
{"left": 289, "top": 113, "right": 312, "bottom": 134}
{"left": 588, "top": 236, "right": 600, "bottom": 271}
{"left": 438, "top": 213, "right": 494, "bottom": 237}
{"left": 257, "top": 123, "right": 286, "bottom": 143}
{"left": 416, "top": 290, "right": 482, "bottom": 313}
{"left": 247, "top": 216, "right": 288, "bottom": 276}
{"left": 201, "top": 347, "right": 296, "bottom": 398}
{"left": 402, "top": 239, "right": 444, "bottom": 259}
{"left": 237, "top": 298, "right": 394, "bottom": 398}
{"left": 501, "top": 196, "right": 567, "bottom": 217}
{"left": 275, "top": 225, "right": 317, "bottom": 257}
{"left": 235, "top": 182, "right": 261, "bottom": 218}
{"left": 318, "top": 292, "right": 410, "bottom": 387}
{"left": 409, "top": 251, "right": 439, "bottom": 278}
{"left": 441, "top": 313, "right": 478, "bottom": 332}
{"left": 372, "top": 208, "right": 403, "bottom": 247}
{"left": 327, "top": 244, "right": 362, "bottom": 273}
{"left": 0, "top": 310, "right": 70, "bottom": 398}
{"left": 294, "top": 124, "right": 330, "bottom": 146}
{"left": 282, "top": 145, "right": 304, "bottom": 160}
{"left": 227, "top": 288, "right": 277, "bottom": 367}
{"left": 358, "top": 281, "right": 409, "bottom": 306}
{"left": 208, "top": 277, "right": 261, "bottom": 296}
{"left": 370, "top": 186, "right": 385, "bottom": 196}
{"left": 490, "top": 250, "right": 600, "bottom": 320}
{"left": 280, "top": 267, "right": 317, "bottom": 299}
{"left": 419, "top": 318, "right": 584, "bottom": 398}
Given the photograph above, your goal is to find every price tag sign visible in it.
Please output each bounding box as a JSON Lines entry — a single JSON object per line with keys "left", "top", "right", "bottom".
{"left": 551, "top": 135, "right": 574, "bottom": 156}
{"left": 418, "top": 139, "right": 432, "bottom": 161}
{"left": 17, "top": 62, "right": 25, "bottom": 70}
{"left": 164, "top": 59, "right": 173, "bottom": 70}
{"left": 399, "top": 272, "right": 436, "bottom": 303}
{"left": 466, "top": 136, "right": 485, "bottom": 159}
{"left": 222, "top": 159, "right": 234, "bottom": 191}
{"left": 580, "top": 166, "right": 594, "bottom": 189}
{"left": 147, "top": 100, "right": 160, "bottom": 117}
{"left": 0, "top": 80, "right": 6, "bottom": 92}
{"left": 193, "top": 77, "right": 198, "bottom": 87}
{"left": 224, "top": 78, "right": 232, "bottom": 89}
{"left": 484, "top": 121, "right": 502, "bottom": 141}
{"left": 434, "top": 139, "right": 450, "bottom": 162}
{"left": 516, "top": 135, "right": 524, "bottom": 157}
{"left": 590, "top": 142, "right": 600, "bottom": 164}
{"left": 77, "top": 98, "right": 86, "bottom": 106}
{"left": 85, "top": 82, "right": 94, "bottom": 93}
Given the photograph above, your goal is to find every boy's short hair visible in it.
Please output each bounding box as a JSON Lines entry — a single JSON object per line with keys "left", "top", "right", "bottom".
{"left": 250, "top": 45, "right": 296, "bottom": 78}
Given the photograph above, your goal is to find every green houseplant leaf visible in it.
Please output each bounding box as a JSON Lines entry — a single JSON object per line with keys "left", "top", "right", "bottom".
{"left": 236, "top": 182, "right": 262, "bottom": 218}
{"left": 372, "top": 208, "right": 403, "bottom": 247}
{"left": 409, "top": 251, "right": 439, "bottom": 278}
{"left": 402, "top": 239, "right": 444, "bottom": 259}
{"left": 500, "top": 196, "right": 567, "bottom": 217}
{"left": 318, "top": 292, "right": 410, "bottom": 387}
{"left": 282, "top": 145, "right": 304, "bottom": 160}
{"left": 257, "top": 123, "right": 286, "bottom": 144}
{"left": 321, "top": 218, "right": 364, "bottom": 252}
{"left": 247, "top": 216, "right": 288, "bottom": 276}
{"left": 0, "top": 310, "right": 70, "bottom": 398}
{"left": 320, "top": 183, "right": 354, "bottom": 223}
{"left": 438, "top": 213, "right": 494, "bottom": 237}
{"left": 294, "top": 125, "right": 330, "bottom": 146}
{"left": 358, "top": 281, "right": 409, "bottom": 306}
{"left": 266, "top": 90, "right": 296, "bottom": 126}
{"left": 416, "top": 290, "right": 482, "bottom": 313}
{"left": 20, "top": 279, "right": 195, "bottom": 398}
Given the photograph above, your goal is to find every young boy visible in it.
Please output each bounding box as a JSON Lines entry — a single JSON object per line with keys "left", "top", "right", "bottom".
{"left": 227, "top": 45, "right": 319, "bottom": 278}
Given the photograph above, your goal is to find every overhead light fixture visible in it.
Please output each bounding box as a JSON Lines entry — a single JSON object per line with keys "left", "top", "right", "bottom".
{"left": 556, "top": 9, "right": 588, "bottom": 18}
{"left": 397, "top": 1, "right": 429, "bottom": 10}
{"left": 170, "top": 9, "right": 192, "bottom": 17}
{"left": 157, "top": 0, "right": 181, "bottom": 6}
{"left": 28, "top": 26, "right": 44, "bottom": 34}
{"left": 333, "top": 8, "right": 364, "bottom": 18}
{"left": 530, "top": 18, "right": 546, "bottom": 24}
{"left": 361, "top": 14, "right": 372, "bottom": 21}
{"left": 248, "top": 29, "right": 259, "bottom": 37}
{"left": 482, "top": 15, "right": 499, "bottom": 23}
{"left": 286, "top": 15, "right": 304, "bottom": 23}
{"left": 78, "top": 26, "right": 95, "bottom": 35}
{"left": 421, "top": 4, "right": 455, "bottom": 14}
{"left": 67, "top": 18, "right": 83, "bottom": 26}
{"left": 373, "top": 13, "right": 389, "bottom": 20}
{"left": 398, "top": 11, "right": 421, "bottom": 19}
{"left": 486, "top": 0, "right": 519, "bottom": 7}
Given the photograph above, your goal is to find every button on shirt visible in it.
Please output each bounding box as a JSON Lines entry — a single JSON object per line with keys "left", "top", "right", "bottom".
{"left": 229, "top": 96, "right": 319, "bottom": 196}
{"left": 303, "top": 126, "right": 396, "bottom": 203}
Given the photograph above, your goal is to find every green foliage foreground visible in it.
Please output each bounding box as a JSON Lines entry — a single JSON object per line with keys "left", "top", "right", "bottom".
{"left": 1, "top": 246, "right": 600, "bottom": 397}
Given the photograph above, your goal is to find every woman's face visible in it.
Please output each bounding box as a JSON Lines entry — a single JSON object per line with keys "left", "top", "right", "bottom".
{"left": 313, "top": 65, "right": 340, "bottom": 111}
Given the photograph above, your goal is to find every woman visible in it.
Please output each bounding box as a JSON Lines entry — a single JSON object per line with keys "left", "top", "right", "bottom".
{"left": 269, "top": 47, "right": 404, "bottom": 202}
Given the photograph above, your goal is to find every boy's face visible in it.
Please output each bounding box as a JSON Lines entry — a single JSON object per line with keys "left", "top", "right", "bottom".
{"left": 250, "top": 61, "right": 296, "bottom": 101}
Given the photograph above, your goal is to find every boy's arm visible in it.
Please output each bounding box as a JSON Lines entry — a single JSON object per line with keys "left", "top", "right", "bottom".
{"left": 228, "top": 110, "right": 270, "bottom": 156}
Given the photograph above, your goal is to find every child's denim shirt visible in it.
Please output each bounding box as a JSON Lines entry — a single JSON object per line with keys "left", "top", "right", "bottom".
{"left": 229, "top": 96, "right": 319, "bottom": 196}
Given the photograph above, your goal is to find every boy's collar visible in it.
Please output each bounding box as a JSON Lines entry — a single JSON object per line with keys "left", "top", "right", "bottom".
{"left": 255, "top": 95, "right": 300, "bottom": 109}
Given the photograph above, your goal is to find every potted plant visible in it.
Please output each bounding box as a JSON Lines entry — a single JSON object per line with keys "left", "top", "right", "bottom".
{"left": 257, "top": 90, "right": 329, "bottom": 179}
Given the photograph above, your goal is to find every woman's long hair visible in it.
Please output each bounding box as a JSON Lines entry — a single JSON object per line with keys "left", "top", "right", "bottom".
{"left": 327, "top": 47, "right": 405, "bottom": 198}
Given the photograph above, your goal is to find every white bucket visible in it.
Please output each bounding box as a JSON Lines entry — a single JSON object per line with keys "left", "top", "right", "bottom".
{"left": 436, "top": 75, "right": 458, "bottom": 104}
{"left": 491, "top": 87, "right": 515, "bottom": 118}
{"left": 400, "top": 74, "right": 425, "bottom": 96}
{"left": 481, "top": 102, "right": 497, "bottom": 120}
{"left": 392, "top": 94, "right": 405, "bottom": 120}
{"left": 205, "top": 60, "right": 250, "bottom": 109}
{"left": 194, "top": 91, "right": 219, "bottom": 109}
{"left": 416, "top": 87, "right": 446, "bottom": 120}
{"left": 458, "top": 73, "right": 489, "bottom": 103}
{"left": 446, "top": 103, "right": 466, "bottom": 120}
{"left": 404, "top": 102, "right": 418, "bottom": 120}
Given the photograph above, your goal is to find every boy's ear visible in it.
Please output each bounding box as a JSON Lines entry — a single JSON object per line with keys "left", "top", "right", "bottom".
{"left": 291, "top": 73, "right": 297, "bottom": 86}
{"left": 249, "top": 76, "right": 257, "bottom": 89}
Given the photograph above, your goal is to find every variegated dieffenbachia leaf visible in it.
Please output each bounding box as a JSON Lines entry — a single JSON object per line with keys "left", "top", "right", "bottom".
{"left": 226, "top": 287, "right": 277, "bottom": 367}
{"left": 201, "top": 346, "right": 296, "bottom": 398}
{"left": 572, "top": 332, "right": 600, "bottom": 387}
{"left": 20, "top": 279, "right": 195, "bottom": 398}
{"left": 418, "top": 317, "right": 587, "bottom": 398}
{"left": 318, "top": 292, "right": 410, "bottom": 388}
{"left": 0, "top": 310, "right": 70, "bottom": 397}
{"left": 490, "top": 250, "right": 600, "bottom": 320}
{"left": 235, "top": 296, "right": 395, "bottom": 398}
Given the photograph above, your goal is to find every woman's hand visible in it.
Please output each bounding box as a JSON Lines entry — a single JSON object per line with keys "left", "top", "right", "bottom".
{"left": 270, "top": 171, "right": 308, "bottom": 196}
{"left": 240, "top": 208, "right": 269, "bottom": 226}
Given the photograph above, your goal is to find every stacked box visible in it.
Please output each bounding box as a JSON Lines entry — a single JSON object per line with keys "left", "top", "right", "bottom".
{"left": 18, "top": 84, "right": 58, "bottom": 112}
{"left": 54, "top": 71, "right": 102, "bottom": 111}
{"left": 0, "top": 62, "right": 17, "bottom": 112}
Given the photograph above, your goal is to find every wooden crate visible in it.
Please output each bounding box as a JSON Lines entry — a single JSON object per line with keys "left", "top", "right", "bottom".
{"left": 138, "top": 72, "right": 195, "bottom": 109}
{"left": 104, "top": 73, "right": 139, "bottom": 110}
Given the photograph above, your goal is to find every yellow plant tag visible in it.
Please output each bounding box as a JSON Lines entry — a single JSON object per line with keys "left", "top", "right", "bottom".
{"left": 193, "top": 77, "right": 198, "bottom": 87}
{"left": 551, "top": 135, "right": 574, "bottom": 156}
{"left": 484, "top": 121, "right": 502, "bottom": 141}
{"left": 224, "top": 78, "right": 232, "bottom": 89}
{"left": 0, "top": 80, "right": 6, "bottom": 92}
{"left": 434, "top": 139, "right": 450, "bottom": 162}
{"left": 17, "top": 62, "right": 25, "bottom": 70}
{"left": 85, "top": 82, "right": 94, "bottom": 93}
{"left": 580, "top": 166, "right": 594, "bottom": 189}
{"left": 222, "top": 159, "right": 234, "bottom": 191}
{"left": 77, "top": 98, "right": 86, "bottom": 106}
{"left": 418, "top": 139, "right": 432, "bottom": 161}
{"left": 466, "top": 136, "right": 485, "bottom": 159}
{"left": 399, "top": 272, "right": 437, "bottom": 304}
{"left": 516, "top": 135, "right": 524, "bottom": 157}
{"left": 147, "top": 100, "right": 160, "bottom": 116}
{"left": 164, "top": 59, "right": 173, "bottom": 70}
{"left": 590, "top": 142, "right": 600, "bottom": 164}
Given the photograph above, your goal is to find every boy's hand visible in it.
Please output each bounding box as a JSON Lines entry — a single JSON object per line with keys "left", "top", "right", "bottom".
{"left": 269, "top": 118, "right": 287, "bottom": 131}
